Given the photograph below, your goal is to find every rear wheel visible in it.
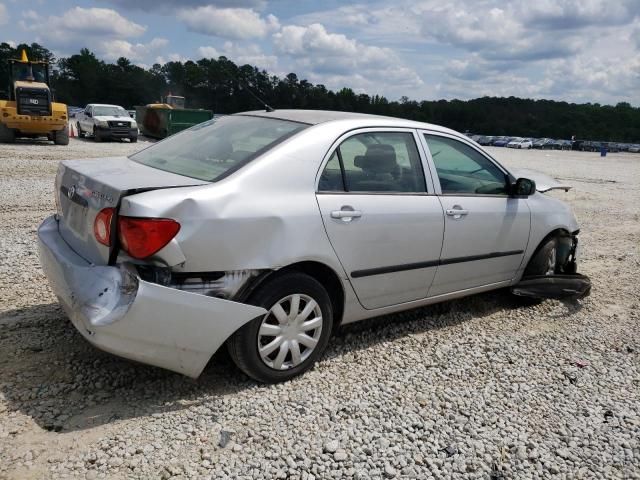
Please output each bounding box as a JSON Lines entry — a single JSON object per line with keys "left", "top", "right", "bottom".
{"left": 0, "top": 122, "right": 15, "bottom": 143}
{"left": 227, "top": 272, "right": 333, "bottom": 383}
{"left": 53, "top": 126, "right": 69, "bottom": 145}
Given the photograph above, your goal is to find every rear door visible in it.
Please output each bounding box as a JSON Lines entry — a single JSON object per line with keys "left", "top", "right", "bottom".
{"left": 316, "top": 129, "right": 444, "bottom": 310}
{"left": 420, "top": 132, "right": 530, "bottom": 296}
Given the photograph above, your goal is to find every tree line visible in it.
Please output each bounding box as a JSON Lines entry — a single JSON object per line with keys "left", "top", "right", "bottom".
{"left": 1, "top": 42, "right": 639, "bottom": 142}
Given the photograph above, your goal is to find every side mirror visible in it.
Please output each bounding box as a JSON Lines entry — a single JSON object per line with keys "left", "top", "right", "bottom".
{"left": 86, "top": 112, "right": 92, "bottom": 117}
{"left": 511, "top": 177, "right": 536, "bottom": 197}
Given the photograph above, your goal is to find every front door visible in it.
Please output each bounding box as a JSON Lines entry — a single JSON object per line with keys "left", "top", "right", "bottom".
{"left": 316, "top": 130, "right": 444, "bottom": 310}
{"left": 421, "top": 133, "right": 531, "bottom": 297}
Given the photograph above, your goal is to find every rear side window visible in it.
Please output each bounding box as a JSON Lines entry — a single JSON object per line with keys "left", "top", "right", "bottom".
{"left": 130, "top": 115, "right": 307, "bottom": 181}
{"left": 319, "top": 132, "right": 426, "bottom": 193}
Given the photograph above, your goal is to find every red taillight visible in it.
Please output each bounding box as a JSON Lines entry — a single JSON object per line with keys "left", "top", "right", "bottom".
{"left": 117, "top": 217, "right": 180, "bottom": 259}
{"left": 94, "top": 208, "right": 115, "bottom": 246}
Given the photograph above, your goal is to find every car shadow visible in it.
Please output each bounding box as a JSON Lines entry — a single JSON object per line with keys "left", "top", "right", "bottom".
{"left": 0, "top": 291, "right": 583, "bottom": 433}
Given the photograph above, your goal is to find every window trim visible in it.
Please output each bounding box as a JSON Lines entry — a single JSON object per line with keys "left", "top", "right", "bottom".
{"left": 418, "top": 129, "right": 515, "bottom": 197}
{"left": 315, "top": 127, "right": 436, "bottom": 195}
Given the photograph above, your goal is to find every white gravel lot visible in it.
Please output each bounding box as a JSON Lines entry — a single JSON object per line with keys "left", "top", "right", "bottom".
{"left": 0, "top": 138, "right": 639, "bottom": 479}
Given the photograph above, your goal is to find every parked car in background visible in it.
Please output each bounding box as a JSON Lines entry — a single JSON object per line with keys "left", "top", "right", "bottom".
{"left": 67, "top": 106, "right": 84, "bottom": 118}
{"left": 76, "top": 104, "right": 138, "bottom": 143}
{"left": 492, "top": 136, "right": 512, "bottom": 147}
{"left": 507, "top": 138, "right": 533, "bottom": 149}
{"left": 37, "top": 110, "right": 589, "bottom": 382}
{"left": 559, "top": 140, "right": 572, "bottom": 150}
{"left": 548, "top": 139, "right": 571, "bottom": 150}
{"left": 628, "top": 144, "right": 640, "bottom": 153}
{"left": 477, "top": 136, "right": 494, "bottom": 145}
{"left": 533, "top": 138, "right": 552, "bottom": 149}
{"left": 580, "top": 141, "right": 599, "bottom": 152}
{"left": 605, "top": 142, "right": 620, "bottom": 153}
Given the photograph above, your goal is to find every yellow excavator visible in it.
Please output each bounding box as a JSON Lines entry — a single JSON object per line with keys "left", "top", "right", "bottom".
{"left": 0, "top": 49, "right": 69, "bottom": 144}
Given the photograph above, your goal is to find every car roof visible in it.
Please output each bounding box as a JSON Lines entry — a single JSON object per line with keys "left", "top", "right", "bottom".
{"left": 235, "top": 109, "right": 457, "bottom": 135}
{"left": 88, "top": 103, "right": 125, "bottom": 108}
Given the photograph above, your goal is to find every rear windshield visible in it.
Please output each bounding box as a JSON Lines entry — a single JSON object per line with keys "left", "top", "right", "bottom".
{"left": 130, "top": 115, "right": 307, "bottom": 181}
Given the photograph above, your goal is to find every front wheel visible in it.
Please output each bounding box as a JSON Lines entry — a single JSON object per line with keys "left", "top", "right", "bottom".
{"left": 0, "top": 122, "right": 16, "bottom": 143}
{"left": 227, "top": 272, "right": 334, "bottom": 383}
{"left": 525, "top": 237, "right": 558, "bottom": 276}
{"left": 53, "top": 126, "right": 69, "bottom": 145}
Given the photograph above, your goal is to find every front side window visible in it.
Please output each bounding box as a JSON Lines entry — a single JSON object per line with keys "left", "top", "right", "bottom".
{"left": 423, "top": 134, "right": 508, "bottom": 195}
{"left": 319, "top": 131, "right": 426, "bottom": 193}
{"left": 130, "top": 115, "right": 307, "bottom": 181}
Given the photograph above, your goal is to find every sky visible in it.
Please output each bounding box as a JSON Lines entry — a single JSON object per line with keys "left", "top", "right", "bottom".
{"left": 1, "top": 0, "right": 639, "bottom": 105}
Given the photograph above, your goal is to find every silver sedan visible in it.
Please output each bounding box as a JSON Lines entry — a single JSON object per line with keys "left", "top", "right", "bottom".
{"left": 38, "top": 110, "right": 589, "bottom": 383}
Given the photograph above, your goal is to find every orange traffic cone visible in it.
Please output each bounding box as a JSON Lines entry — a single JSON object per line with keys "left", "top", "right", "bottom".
{"left": 68, "top": 121, "right": 76, "bottom": 138}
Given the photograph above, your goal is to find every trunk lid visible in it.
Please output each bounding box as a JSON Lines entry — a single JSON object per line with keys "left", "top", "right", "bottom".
{"left": 56, "top": 156, "right": 208, "bottom": 265}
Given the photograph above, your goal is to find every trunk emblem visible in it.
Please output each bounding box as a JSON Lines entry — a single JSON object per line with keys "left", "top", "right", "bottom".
{"left": 67, "top": 185, "right": 76, "bottom": 199}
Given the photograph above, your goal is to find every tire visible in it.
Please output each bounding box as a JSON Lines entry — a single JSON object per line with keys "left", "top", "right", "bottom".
{"left": 93, "top": 128, "right": 102, "bottom": 142}
{"left": 0, "top": 122, "right": 16, "bottom": 143}
{"left": 53, "top": 126, "right": 69, "bottom": 145}
{"left": 76, "top": 122, "right": 84, "bottom": 138}
{"left": 524, "top": 237, "right": 558, "bottom": 277}
{"left": 227, "top": 272, "right": 334, "bottom": 383}
{"left": 130, "top": 136, "right": 138, "bottom": 143}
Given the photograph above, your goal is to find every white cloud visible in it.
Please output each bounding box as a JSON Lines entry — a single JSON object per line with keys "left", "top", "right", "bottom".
{"left": 0, "top": 3, "right": 8, "bottom": 25}
{"left": 155, "top": 52, "right": 189, "bottom": 64}
{"left": 99, "top": 37, "right": 168, "bottom": 61}
{"left": 19, "top": 7, "right": 146, "bottom": 50}
{"left": 102, "top": 0, "right": 266, "bottom": 11}
{"left": 272, "top": 23, "right": 422, "bottom": 96}
{"left": 178, "top": 6, "right": 279, "bottom": 40}
{"left": 198, "top": 42, "right": 278, "bottom": 70}
{"left": 292, "top": 0, "right": 640, "bottom": 104}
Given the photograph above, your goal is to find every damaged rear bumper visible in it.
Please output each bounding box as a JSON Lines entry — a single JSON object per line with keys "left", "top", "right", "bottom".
{"left": 37, "top": 215, "right": 267, "bottom": 378}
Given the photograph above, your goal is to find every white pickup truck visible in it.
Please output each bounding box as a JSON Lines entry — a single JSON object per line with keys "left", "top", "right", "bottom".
{"left": 76, "top": 104, "right": 138, "bottom": 142}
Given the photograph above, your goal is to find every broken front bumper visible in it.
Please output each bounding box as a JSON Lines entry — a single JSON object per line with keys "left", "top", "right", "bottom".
{"left": 511, "top": 274, "right": 591, "bottom": 299}
{"left": 37, "top": 215, "right": 267, "bottom": 378}
{"left": 512, "top": 232, "right": 591, "bottom": 300}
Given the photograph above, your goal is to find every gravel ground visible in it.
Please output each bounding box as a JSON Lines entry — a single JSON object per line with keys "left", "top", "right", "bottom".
{"left": 0, "top": 138, "right": 639, "bottom": 479}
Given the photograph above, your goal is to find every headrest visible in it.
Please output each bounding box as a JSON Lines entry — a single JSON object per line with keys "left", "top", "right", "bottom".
{"left": 359, "top": 144, "right": 397, "bottom": 174}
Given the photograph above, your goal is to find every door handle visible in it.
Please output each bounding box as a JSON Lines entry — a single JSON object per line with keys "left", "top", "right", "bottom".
{"left": 331, "top": 210, "right": 362, "bottom": 221}
{"left": 446, "top": 207, "right": 469, "bottom": 218}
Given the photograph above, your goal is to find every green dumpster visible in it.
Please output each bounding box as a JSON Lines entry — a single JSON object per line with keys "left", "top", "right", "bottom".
{"left": 135, "top": 106, "right": 214, "bottom": 139}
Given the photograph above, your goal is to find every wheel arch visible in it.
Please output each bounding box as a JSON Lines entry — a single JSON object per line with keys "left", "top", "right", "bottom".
{"left": 523, "top": 227, "right": 573, "bottom": 272}
{"left": 236, "top": 261, "right": 346, "bottom": 329}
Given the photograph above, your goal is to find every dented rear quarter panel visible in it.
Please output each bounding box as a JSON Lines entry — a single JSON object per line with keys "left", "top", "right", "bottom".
{"left": 119, "top": 122, "right": 350, "bottom": 276}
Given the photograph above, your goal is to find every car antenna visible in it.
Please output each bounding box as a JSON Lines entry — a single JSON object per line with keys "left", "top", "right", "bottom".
{"left": 218, "top": 61, "right": 275, "bottom": 112}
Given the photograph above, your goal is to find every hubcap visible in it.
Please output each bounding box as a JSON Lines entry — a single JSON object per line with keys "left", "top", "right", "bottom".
{"left": 257, "top": 294, "right": 323, "bottom": 370}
